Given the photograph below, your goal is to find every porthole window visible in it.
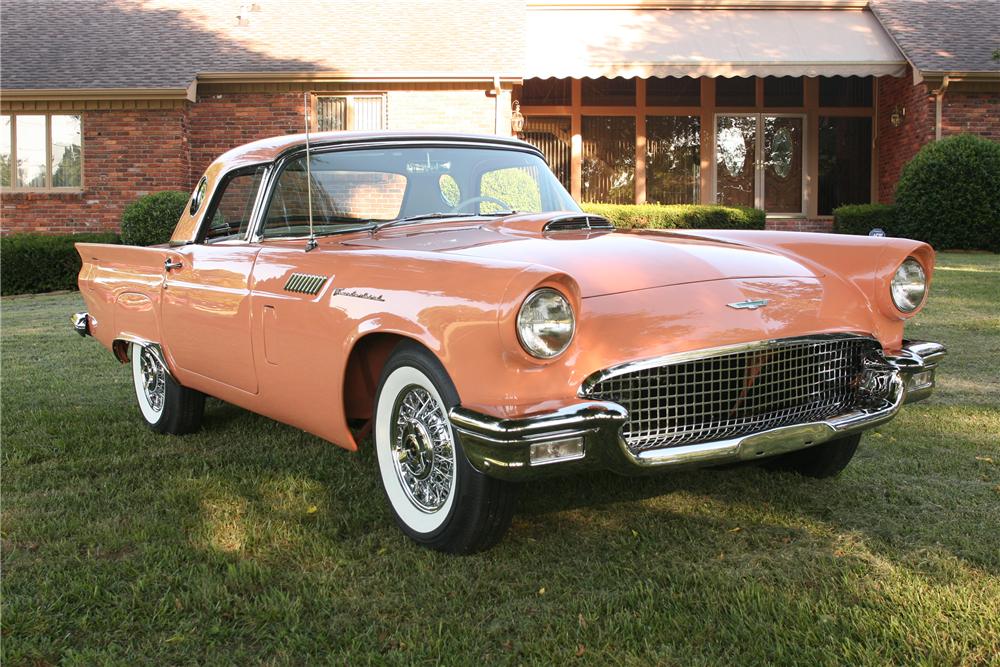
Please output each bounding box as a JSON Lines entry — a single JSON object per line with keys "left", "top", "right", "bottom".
{"left": 190, "top": 177, "right": 207, "bottom": 215}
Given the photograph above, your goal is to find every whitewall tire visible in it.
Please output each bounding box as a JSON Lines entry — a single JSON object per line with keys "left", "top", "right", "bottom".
{"left": 129, "top": 343, "right": 205, "bottom": 435}
{"left": 373, "top": 343, "right": 517, "bottom": 553}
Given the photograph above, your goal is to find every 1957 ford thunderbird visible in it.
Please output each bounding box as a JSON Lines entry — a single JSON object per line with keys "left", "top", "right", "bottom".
{"left": 74, "top": 131, "right": 945, "bottom": 553}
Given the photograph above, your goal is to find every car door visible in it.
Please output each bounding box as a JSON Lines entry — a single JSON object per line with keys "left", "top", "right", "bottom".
{"left": 160, "top": 165, "right": 267, "bottom": 394}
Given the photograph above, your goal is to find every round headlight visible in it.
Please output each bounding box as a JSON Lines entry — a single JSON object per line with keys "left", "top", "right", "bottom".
{"left": 891, "top": 257, "right": 926, "bottom": 313}
{"left": 516, "top": 288, "right": 575, "bottom": 359}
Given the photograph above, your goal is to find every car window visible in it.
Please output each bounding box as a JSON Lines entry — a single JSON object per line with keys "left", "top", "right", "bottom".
{"left": 201, "top": 166, "right": 266, "bottom": 243}
{"left": 262, "top": 160, "right": 406, "bottom": 239}
{"left": 480, "top": 166, "right": 543, "bottom": 214}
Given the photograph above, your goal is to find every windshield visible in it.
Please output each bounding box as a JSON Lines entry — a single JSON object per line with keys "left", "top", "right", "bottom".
{"left": 261, "top": 145, "right": 580, "bottom": 238}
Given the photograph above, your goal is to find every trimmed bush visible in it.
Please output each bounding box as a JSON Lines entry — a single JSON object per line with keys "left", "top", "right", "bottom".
{"left": 120, "top": 190, "right": 189, "bottom": 246}
{"left": 580, "top": 203, "right": 765, "bottom": 230}
{"left": 832, "top": 203, "right": 898, "bottom": 237}
{"left": 894, "top": 134, "right": 1000, "bottom": 251}
{"left": 1, "top": 233, "right": 120, "bottom": 296}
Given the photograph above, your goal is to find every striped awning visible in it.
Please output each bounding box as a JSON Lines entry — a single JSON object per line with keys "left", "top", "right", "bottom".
{"left": 524, "top": 8, "right": 907, "bottom": 79}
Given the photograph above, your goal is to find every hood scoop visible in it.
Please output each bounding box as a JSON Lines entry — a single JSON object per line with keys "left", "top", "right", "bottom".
{"left": 543, "top": 214, "right": 613, "bottom": 233}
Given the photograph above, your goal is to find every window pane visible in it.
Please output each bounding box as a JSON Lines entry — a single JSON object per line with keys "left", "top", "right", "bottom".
{"left": 522, "top": 78, "right": 571, "bottom": 106}
{"left": 716, "top": 77, "right": 756, "bottom": 107}
{"left": 582, "top": 78, "right": 635, "bottom": 106}
{"left": 646, "top": 77, "right": 700, "bottom": 106}
{"left": 646, "top": 116, "right": 700, "bottom": 204}
{"left": 522, "top": 116, "right": 571, "bottom": 190}
{"left": 203, "top": 166, "right": 266, "bottom": 242}
{"left": 15, "top": 115, "right": 46, "bottom": 188}
{"left": 0, "top": 115, "right": 10, "bottom": 187}
{"left": 352, "top": 96, "right": 384, "bottom": 130}
{"left": 582, "top": 116, "right": 635, "bottom": 203}
{"left": 819, "top": 117, "right": 872, "bottom": 215}
{"left": 819, "top": 76, "right": 873, "bottom": 107}
{"left": 51, "top": 115, "right": 82, "bottom": 187}
{"left": 715, "top": 115, "right": 756, "bottom": 207}
{"left": 481, "top": 166, "right": 543, "bottom": 213}
{"left": 317, "top": 97, "right": 347, "bottom": 131}
{"left": 763, "top": 116, "right": 803, "bottom": 214}
{"left": 763, "top": 77, "right": 803, "bottom": 107}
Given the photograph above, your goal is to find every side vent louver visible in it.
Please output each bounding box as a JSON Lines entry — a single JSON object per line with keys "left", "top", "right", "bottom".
{"left": 284, "top": 273, "right": 328, "bottom": 295}
{"left": 543, "top": 214, "right": 614, "bottom": 233}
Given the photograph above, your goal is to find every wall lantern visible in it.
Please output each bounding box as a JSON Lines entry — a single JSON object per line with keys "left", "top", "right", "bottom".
{"left": 890, "top": 105, "right": 906, "bottom": 128}
{"left": 511, "top": 101, "right": 525, "bottom": 135}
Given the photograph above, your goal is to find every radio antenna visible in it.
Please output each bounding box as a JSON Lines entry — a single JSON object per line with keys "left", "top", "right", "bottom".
{"left": 304, "top": 92, "right": 318, "bottom": 252}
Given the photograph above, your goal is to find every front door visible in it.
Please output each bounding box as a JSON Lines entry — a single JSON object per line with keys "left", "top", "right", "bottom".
{"left": 160, "top": 165, "right": 267, "bottom": 394}
{"left": 715, "top": 114, "right": 805, "bottom": 216}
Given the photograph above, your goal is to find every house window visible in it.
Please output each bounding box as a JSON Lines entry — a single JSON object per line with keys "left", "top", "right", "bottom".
{"left": 0, "top": 113, "right": 82, "bottom": 190}
{"left": 716, "top": 77, "right": 756, "bottom": 107}
{"left": 315, "top": 95, "right": 386, "bottom": 131}
{"left": 646, "top": 116, "right": 700, "bottom": 204}
{"left": 522, "top": 116, "right": 571, "bottom": 190}
{"left": 819, "top": 76, "right": 873, "bottom": 107}
{"left": 818, "top": 117, "right": 872, "bottom": 215}
{"left": 582, "top": 116, "right": 635, "bottom": 203}
{"left": 521, "top": 79, "right": 572, "bottom": 106}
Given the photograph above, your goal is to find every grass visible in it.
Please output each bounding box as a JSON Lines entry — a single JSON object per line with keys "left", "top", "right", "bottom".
{"left": 3, "top": 252, "right": 999, "bottom": 665}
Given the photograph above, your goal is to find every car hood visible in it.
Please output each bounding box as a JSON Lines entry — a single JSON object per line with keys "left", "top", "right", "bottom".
{"left": 346, "top": 213, "right": 820, "bottom": 297}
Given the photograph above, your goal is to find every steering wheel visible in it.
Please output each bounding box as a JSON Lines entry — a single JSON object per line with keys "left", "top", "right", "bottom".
{"left": 450, "top": 195, "right": 513, "bottom": 215}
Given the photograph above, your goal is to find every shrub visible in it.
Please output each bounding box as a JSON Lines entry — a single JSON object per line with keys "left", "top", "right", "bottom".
{"left": 894, "top": 134, "right": 1000, "bottom": 251}
{"left": 832, "top": 203, "right": 898, "bottom": 237}
{"left": 581, "top": 203, "right": 765, "bottom": 230}
{"left": 1, "top": 233, "right": 120, "bottom": 296}
{"left": 120, "top": 191, "right": 189, "bottom": 246}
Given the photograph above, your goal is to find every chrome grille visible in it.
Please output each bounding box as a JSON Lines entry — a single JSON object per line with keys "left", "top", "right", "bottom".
{"left": 582, "top": 336, "right": 882, "bottom": 455}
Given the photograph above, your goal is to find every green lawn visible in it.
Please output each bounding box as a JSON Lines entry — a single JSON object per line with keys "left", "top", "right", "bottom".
{"left": 3, "top": 253, "right": 999, "bottom": 665}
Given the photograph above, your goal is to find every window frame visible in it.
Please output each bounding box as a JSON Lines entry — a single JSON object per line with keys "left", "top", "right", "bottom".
{"left": 195, "top": 164, "right": 271, "bottom": 245}
{"left": 1, "top": 113, "right": 84, "bottom": 192}
{"left": 312, "top": 93, "right": 388, "bottom": 132}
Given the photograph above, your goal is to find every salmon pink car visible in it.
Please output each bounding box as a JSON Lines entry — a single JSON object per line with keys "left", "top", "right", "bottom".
{"left": 74, "top": 132, "right": 945, "bottom": 553}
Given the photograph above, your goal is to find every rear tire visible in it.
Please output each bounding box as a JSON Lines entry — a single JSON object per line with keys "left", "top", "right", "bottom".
{"left": 130, "top": 343, "right": 205, "bottom": 435}
{"left": 373, "top": 343, "right": 516, "bottom": 554}
{"left": 763, "top": 433, "right": 862, "bottom": 478}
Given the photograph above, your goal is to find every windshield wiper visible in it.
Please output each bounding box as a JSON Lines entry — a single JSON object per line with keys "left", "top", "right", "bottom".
{"left": 372, "top": 212, "right": 467, "bottom": 233}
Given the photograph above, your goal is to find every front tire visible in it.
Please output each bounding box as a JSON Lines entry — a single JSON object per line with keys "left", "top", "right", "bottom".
{"left": 130, "top": 343, "right": 205, "bottom": 435}
{"left": 374, "top": 343, "right": 516, "bottom": 554}
{"left": 763, "top": 433, "right": 862, "bottom": 478}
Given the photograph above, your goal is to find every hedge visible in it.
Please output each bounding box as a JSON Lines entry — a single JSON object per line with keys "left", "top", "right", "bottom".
{"left": 1, "top": 233, "right": 120, "bottom": 296}
{"left": 120, "top": 190, "right": 189, "bottom": 246}
{"left": 894, "top": 134, "right": 1000, "bottom": 252}
{"left": 581, "top": 203, "right": 765, "bottom": 230}
{"left": 832, "top": 203, "right": 898, "bottom": 237}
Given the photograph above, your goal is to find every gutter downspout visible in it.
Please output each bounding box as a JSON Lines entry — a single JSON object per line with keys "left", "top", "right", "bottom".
{"left": 492, "top": 75, "right": 503, "bottom": 136}
{"left": 933, "top": 75, "right": 950, "bottom": 141}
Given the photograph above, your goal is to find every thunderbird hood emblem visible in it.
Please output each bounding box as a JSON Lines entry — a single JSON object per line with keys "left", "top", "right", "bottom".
{"left": 727, "top": 298, "right": 770, "bottom": 310}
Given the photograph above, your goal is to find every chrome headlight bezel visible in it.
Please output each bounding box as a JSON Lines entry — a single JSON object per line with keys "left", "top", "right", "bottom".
{"left": 516, "top": 288, "right": 576, "bottom": 359}
{"left": 891, "top": 257, "right": 927, "bottom": 313}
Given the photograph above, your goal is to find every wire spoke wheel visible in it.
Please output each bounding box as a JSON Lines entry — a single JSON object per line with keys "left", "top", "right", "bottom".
{"left": 390, "top": 385, "right": 456, "bottom": 513}
{"left": 139, "top": 346, "right": 167, "bottom": 414}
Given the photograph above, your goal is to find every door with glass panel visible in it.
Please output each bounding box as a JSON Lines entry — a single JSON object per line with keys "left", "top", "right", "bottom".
{"left": 715, "top": 114, "right": 805, "bottom": 215}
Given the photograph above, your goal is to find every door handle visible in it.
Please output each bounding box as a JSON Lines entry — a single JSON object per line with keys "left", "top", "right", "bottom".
{"left": 164, "top": 258, "right": 184, "bottom": 271}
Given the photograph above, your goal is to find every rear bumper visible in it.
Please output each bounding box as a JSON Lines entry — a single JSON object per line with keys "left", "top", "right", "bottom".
{"left": 451, "top": 339, "right": 946, "bottom": 481}
{"left": 72, "top": 311, "right": 91, "bottom": 337}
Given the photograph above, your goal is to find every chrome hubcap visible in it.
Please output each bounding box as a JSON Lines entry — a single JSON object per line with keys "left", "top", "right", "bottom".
{"left": 139, "top": 347, "right": 166, "bottom": 413}
{"left": 390, "top": 385, "right": 455, "bottom": 512}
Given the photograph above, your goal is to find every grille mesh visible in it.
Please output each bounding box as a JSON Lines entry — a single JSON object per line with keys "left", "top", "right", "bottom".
{"left": 583, "top": 337, "right": 881, "bottom": 455}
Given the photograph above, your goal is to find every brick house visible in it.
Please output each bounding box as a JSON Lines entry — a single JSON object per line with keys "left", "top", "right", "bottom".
{"left": 1, "top": 0, "right": 997, "bottom": 235}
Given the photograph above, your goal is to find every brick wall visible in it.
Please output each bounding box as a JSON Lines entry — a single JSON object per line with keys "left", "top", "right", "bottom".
{"left": 941, "top": 91, "right": 1000, "bottom": 141}
{"left": 876, "top": 72, "right": 935, "bottom": 204}
{"left": 1, "top": 108, "right": 189, "bottom": 234}
{"left": 765, "top": 218, "right": 834, "bottom": 232}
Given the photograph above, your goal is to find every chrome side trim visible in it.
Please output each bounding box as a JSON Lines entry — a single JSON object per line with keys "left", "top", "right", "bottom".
{"left": 284, "top": 273, "right": 328, "bottom": 295}
{"left": 578, "top": 332, "right": 876, "bottom": 397}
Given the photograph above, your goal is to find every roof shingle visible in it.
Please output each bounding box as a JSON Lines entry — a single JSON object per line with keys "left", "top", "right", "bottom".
{"left": 1, "top": 0, "right": 525, "bottom": 91}
{"left": 870, "top": 0, "right": 1000, "bottom": 77}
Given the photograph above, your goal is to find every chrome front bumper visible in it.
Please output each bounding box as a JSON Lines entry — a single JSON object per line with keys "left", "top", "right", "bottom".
{"left": 451, "top": 339, "right": 946, "bottom": 481}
